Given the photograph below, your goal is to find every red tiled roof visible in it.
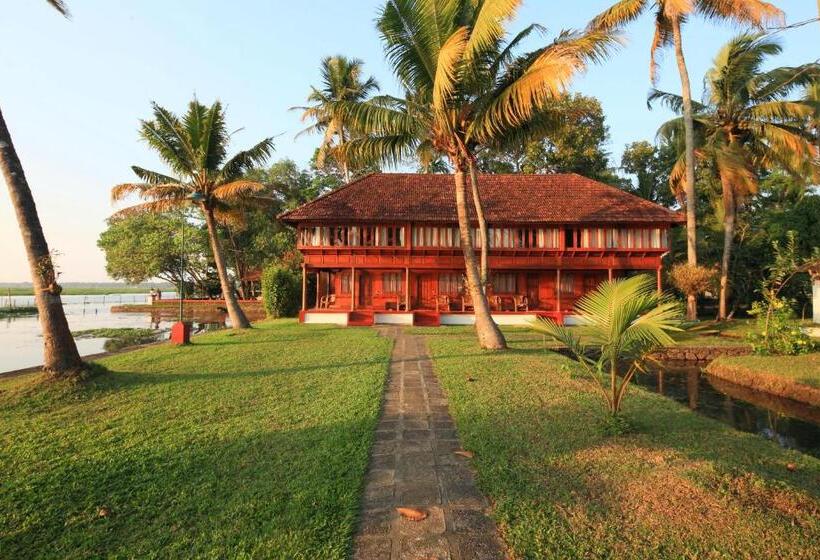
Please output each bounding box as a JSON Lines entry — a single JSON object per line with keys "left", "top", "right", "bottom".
{"left": 279, "top": 173, "right": 684, "bottom": 225}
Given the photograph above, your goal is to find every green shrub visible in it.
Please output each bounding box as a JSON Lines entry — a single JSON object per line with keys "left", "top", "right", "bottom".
{"left": 746, "top": 298, "right": 815, "bottom": 356}
{"left": 261, "top": 265, "right": 300, "bottom": 318}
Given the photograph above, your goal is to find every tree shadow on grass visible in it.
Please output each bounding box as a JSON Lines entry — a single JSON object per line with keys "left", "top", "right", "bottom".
{"left": 1, "top": 419, "right": 377, "bottom": 560}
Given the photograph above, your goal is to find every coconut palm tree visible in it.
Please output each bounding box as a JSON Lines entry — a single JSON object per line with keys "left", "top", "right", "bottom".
{"left": 589, "top": 0, "right": 784, "bottom": 321}
{"left": 335, "top": 0, "right": 616, "bottom": 349}
{"left": 653, "top": 34, "right": 819, "bottom": 319}
{"left": 530, "top": 275, "right": 683, "bottom": 416}
{"left": 112, "top": 99, "right": 275, "bottom": 329}
{"left": 293, "top": 56, "right": 379, "bottom": 183}
{"left": 0, "top": 0, "right": 84, "bottom": 378}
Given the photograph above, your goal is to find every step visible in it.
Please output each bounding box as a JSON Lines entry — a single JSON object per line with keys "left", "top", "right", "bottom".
{"left": 348, "top": 311, "right": 374, "bottom": 326}
{"left": 412, "top": 311, "right": 440, "bottom": 327}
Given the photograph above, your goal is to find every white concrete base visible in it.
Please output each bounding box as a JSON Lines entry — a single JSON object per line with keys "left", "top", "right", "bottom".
{"left": 491, "top": 314, "right": 539, "bottom": 326}
{"left": 813, "top": 278, "right": 819, "bottom": 324}
{"left": 374, "top": 313, "right": 414, "bottom": 325}
{"left": 562, "top": 315, "right": 588, "bottom": 326}
{"left": 303, "top": 312, "right": 349, "bottom": 326}
{"left": 438, "top": 313, "right": 580, "bottom": 326}
{"left": 439, "top": 314, "right": 475, "bottom": 326}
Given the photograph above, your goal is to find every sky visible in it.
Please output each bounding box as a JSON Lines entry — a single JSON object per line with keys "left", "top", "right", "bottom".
{"left": 0, "top": 0, "right": 816, "bottom": 282}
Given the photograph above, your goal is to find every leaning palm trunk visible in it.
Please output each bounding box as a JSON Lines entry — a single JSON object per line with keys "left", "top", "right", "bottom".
{"left": 718, "top": 176, "right": 736, "bottom": 320}
{"left": 467, "top": 159, "right": 489, "bottom": 289}
{"left": 0, "top": 107, "right": 83, "bottom": 376}
{"left": 671, "top": 18, "right": 699, "bottom": 321}
{"left": 454, "top": 170, "right": 506, "bottom": 349}
{"left": 203, "top": 208, "right": 251, "bottom": 329}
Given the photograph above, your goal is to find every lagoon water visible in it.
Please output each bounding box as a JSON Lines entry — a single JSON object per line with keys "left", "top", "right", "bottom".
{"left": 0, "top": 292, "right": 217, "bottom": 373}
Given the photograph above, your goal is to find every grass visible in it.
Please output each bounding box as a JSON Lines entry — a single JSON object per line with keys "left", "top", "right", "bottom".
{"left": 0, "top": 319, "right": 391, "bottom": 559}
{"left": 0, "top": 306, "right": 37, "bottom": 318}
{"left": 419, "top": 326, "right": 820, "bottom": 559}
{"left": 72, "top": 328, "right": 161, "bottom": 352}
{"left": 707, "top": 353, "right": 820, "bottom": 407}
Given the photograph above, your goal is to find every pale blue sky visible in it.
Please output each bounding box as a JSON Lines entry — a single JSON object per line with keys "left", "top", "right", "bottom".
{"left": 0, "top": 0, "right": 816, "bottom": 281}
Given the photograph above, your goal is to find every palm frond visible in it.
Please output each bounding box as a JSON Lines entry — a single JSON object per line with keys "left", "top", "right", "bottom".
{"left": 218, "top": 138, "right": 275, "bottom": 183}
{"left": 111, "top": 199, "right": 188, "bottom": 217}
{"left": 46, "top": 0, "right": 70, "bottom": 17}
{"left": 588, "top": 0, "right": 647, "bottom": 30}
{"left": 464, "top": 0, "right": 521, "bottom": 66}
{"left": 695, "top": 0, "right": 784, "bottom": 28}
{"left": 131, "top": 166, "right": 180, "bottom": 185}
{"left": 211, "top": 180, "right": 267, "bottom": 200}
{"left": 433, "top": 26, "right": 468, "bottom": 114}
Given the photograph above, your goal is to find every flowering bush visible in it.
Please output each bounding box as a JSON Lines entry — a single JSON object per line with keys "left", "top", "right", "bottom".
{"left": 746, "top": 298, "right": 814, "bottom": 356}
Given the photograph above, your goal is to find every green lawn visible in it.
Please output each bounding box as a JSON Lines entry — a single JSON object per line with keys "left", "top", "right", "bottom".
{"left": 0, "top": 320, "right": 391, "bottom": 559}
{"left": 420, "top": 327, "right": 820, "bottom": 559}
{"left": 710, "top": 353, "right": 820, "bottom": 388}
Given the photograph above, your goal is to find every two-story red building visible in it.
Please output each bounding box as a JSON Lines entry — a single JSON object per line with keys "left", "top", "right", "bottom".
{"left": 279, "top": 173, "right": 683, "bottom": 327}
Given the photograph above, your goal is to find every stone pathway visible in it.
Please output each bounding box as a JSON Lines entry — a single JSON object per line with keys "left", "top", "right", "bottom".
{"left": 353, "top": 327, "right": 505, "bottom": 560}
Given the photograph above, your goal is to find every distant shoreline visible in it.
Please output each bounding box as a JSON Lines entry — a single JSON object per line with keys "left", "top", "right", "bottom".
{"left": 0, "top": 284, "right": 174, "bottom": 297}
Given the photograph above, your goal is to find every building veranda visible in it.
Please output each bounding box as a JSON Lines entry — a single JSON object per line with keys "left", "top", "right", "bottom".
{"left": 279, "top": 173, "right": 684, "bottom": 327}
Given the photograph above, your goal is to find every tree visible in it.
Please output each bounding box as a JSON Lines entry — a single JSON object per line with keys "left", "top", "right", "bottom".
{"left": 0, "top": 1, "right": 83, "bottom": 378}
{"left": 653, "top": 34, "right": 819, "bottom": 319}
{"left": 111, "top": 99, "right": 275, "bottom": 329}
{"left": 478, "top": 94, "right": 625, "bottom": 186}
{"left": 339, "top": 0, "right": 616, "bottom": 349}
{"left": 590, "top": 0, "right": 784, "bottom": 321}
{"left": 293, "top": 56, "right": 379, "bottom": 183}
{"left": 97, "top": 212, "right": 213, "bottom": 291}
{"left": 619, "top": 140, "right": 678, "bottom": 206}
{"left": 530, "top": 275, "right": 682, "bottom": 417}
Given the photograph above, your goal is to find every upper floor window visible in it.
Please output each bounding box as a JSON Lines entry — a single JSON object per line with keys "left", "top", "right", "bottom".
{"left": 413, "top": 226, "right": 459, "bottom": 248}
{"left": 298, "top": 225, "right": 405, "bottom": 247}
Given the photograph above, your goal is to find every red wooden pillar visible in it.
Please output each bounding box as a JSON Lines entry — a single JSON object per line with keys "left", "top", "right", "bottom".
{"left": 556, "top": 269, "right": 562, "bottom": 314}
{"left": 405, "top": 267, "right": 411, "bottom": 311}
{"left": 315, "top": 270, "right": 321, "bottom": 309}
{"left": 301, "top": 264, "right": 307, "bottom": 311}
{"left": 351, "top": 267, "right": 356, "bottom": 311}
{"left": 608, "top": 268, "right": 613, "bottom": 282}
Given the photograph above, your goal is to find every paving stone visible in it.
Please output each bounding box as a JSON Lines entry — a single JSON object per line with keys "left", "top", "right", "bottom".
{"left": 353, "top": 328, "right": 503, "bottom": 560}
{"left": 353, "top": 536, "right": 393, "bottom": 560}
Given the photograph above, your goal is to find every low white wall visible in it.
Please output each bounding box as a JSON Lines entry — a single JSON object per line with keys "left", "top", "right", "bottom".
{"left": 374, "top": 313, "right": 414, "bottom": 325}
{"left": 814, "top": 278, "right": 819, "bottom": 325}
{"left": 303, "top": 312, "right": 349, "bottom": 326}
{"left": 562, "top": 315, "right": 586, "bottom": 326}
{"left": 491, "top": 314, "right": 538, "bottom": 326}
{"left": 440, "top": 314, "right": 475, "bottom": 326}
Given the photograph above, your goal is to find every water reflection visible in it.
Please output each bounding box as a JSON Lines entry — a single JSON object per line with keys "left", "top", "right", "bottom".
{"left": 0, "top": 293, "right": 264, "bottom": 373}
{"left": 635, "top": 363, "right": 820, "bottom": 457}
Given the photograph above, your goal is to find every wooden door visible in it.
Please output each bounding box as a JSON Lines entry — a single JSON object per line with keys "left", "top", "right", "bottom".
{"left": 358, "top": 272, "right": 373, "bottom": 307}
{"left": 526, "top": 273, "right": 540, "bottom": 309}
{"left": 416, "top": 273, "right": 437, "bottom": 309}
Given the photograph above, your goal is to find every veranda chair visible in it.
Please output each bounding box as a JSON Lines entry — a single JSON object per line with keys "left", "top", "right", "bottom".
{"left": 461, "top": 292, "right": 474, "bottom": 312}
{"left": 435, "top": 294, "right": 450, "bottom": 312}
{"left": 514, "top": 295, "right": 529, "bottom": 312}
{"left": 319, "top": 294, "right": 336, "bottom": 309}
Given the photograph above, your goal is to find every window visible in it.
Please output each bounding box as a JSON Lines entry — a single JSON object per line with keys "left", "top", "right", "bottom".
{"left": 491, "top": 273, "right": 517, "bottom": 293}
{"left": 413, "top": 226, "right": 459, "bottom": 247}
{"left": 438, "top": 273, "right": 463, "bottom": 294}
{"left": 565, "top": 228, "right": 577, "bottom": 248}
{"left": 559, "top": 273, "right": 574, "bottom": 296}
{"left": 383, "top": 272, "right": 402, "bottom": 294}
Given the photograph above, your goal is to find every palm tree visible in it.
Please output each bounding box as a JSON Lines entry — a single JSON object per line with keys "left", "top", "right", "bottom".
{"left": 112, "top": 99, "right": 275, "bottom": 329}
{"left": 0, "top": 0, "right": 84, "bottom": 378}
{"left": 293, "top": 56, "right": 379, "bottom": 183}
{"left": 653, "top": 34, "right": 819, "bottom": 319}
{"left": 336, "top": 0, "right": 616, "bottom": 349}
{"left": 530, "top": 275, "right": 682, "bottom": 416}
{"left": 590, "top": 0, "right": 784, "bottom": 321}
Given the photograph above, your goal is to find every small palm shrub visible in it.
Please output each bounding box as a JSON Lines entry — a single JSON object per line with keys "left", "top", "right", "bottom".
{"left": 261, "top": 265, "right": 300, "bottom": 318}
{"left": 530, "top": 275, "right": 683, "bottom": 417}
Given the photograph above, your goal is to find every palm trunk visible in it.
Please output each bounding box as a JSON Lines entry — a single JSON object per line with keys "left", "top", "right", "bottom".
{"left": 226, "top": 228, "right": 247, "bottom": 300}
{"left": 454, "top": 169, "right": 506, "bottom": 350}
{"left": 467, "top": 159, "right": 489, "bottom": 289}
{"left": 203, "top": 207, "right": 250, "bottom": 329}
{"left": 671, "top": 18, "right": 699, "bottom": 321}
{"left": 718, "top": 175, "right": 736, "bottom": 321}
{"left": 0, "top": 106, "right": 83, "bottom": 377}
